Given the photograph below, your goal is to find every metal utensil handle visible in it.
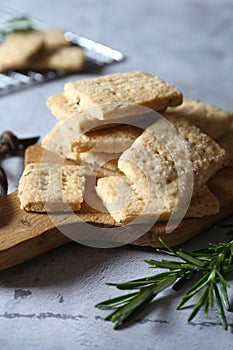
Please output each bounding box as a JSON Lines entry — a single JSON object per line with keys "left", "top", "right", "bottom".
{"left": 0, "top": 165, "right": 8, "bottom": 197}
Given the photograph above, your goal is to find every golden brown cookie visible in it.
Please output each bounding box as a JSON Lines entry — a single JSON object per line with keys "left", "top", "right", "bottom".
{"left": 166, "top": 98, "right": 233, "bottom": 140}
{"left": 18, "top": 163, "right": 85, "bottom": 212}
{"left": 28, "top": 46, "right": 84, "bottom": 71}
{"left": 47, "top": 71, "right": 183, "bottom": 120}
{"left": 118, "top": 115, "right": 228, "bottom": 200}
{"left": 96, "top": 175, "right": 220, "bottom": 224}
{"left": 0, "top": 31, "right": 44, "bottom": 72}
{"left": 42, "top": 28, "right": 71, "bottom": 49}
{"left": 42, "top": 122, "right": 142, "bottom": 159}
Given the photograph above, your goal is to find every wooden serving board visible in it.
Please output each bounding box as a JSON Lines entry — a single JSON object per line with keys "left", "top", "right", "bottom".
{"left": 0, "top": 143, "right": 233, "bottom": 270}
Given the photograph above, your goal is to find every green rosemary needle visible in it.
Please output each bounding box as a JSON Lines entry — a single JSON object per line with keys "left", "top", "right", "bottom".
{"left": 95, "top": 234, "right": 233, "bottom": 330}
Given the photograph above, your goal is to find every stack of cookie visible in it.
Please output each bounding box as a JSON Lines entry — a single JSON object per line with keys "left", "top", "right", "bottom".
{"left": 18, "top": 71, "right": 233, "bottom": 225}
{"left": 96, "top": 114, "right": 228, "bottom": 223}
{"left": 0, "top": 28, "right": 84, "bottom": 72}
{"left": 42, "top": 71, "right": 183, "bottom": 177}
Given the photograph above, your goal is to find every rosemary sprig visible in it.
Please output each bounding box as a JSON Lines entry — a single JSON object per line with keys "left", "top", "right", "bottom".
{"left": 96, "top": 234, "right": 233, "bottom": 330}
{"left": 0, "top": 16, "right": 34, "bottom": 37}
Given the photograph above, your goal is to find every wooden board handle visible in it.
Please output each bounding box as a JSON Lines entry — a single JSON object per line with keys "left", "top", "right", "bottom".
{"left": 0, "top": 191, "right": 69, "bottom": 269}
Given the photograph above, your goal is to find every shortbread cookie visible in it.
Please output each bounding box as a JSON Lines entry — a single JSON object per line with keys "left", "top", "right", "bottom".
{"left": 47, "top": 71, "right": 183, "bottom": 120}
{"left": 64, "top": 71, "right": 183, "bottom": 111}
{"left": 18, "top": 163, "right": 85, "bottom": 212}
{"left": 166, "top": 98, "right": 233, "bottom": 140}
{"left": 73, "top": 152, "right": 123, "bottom": 177}
{"left": 42, "top": 122, "right": 142, "bottom": 160}
{"left": 186, "top": 185, "right": 220, "bottom": 218}
{"left": 0, "top": 31, "right": 44, "bottom": 72}
{"left": 118, "top": 116, "right": 228, "bottom": 198}
{"left": 46, "top": 94, "right": 79, "bottom": 121}
{"left": 82, "top": 155, "right": 122, "bottom": 178}
{"left": 42, "top": 28, "right": 71, "bottom": 49}
{"left": 69, "top": 124, "right": 142, "bottom": 154}
{"left": 217, "top": 131, "right": 233, "bottom": 167}
{"left": 29, "top": 46, "right": 84, "bottom": 71}
{"left": 65, "top": 150, "right": 122, "bottom": 176}
{"left": 75, "top": 151, "right": 121, "bottom": 166}
{"left": 96, "top": 175, "right": 220, "bottom": 224}
{"left": 165, "top": 114, "right": 228, "bottom": 189}
{"left": 96, "top": 175, "right": 146, "bottom": 224}
{"left": 25, "top": 143, "right": 119, "bottom": 179}
{"left": 46, "top": 101, "right": 156, "bottom": 137}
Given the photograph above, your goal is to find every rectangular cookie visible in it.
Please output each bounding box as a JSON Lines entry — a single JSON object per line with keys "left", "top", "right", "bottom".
{"left": 118, "top": 115, "right": 228, "bottom": 197}
{"left": 82, "top": 155, "right": 122, "bottom": 178}
{"left": 18, "top": 163, "right": 85, "bottom": 212}
{"left": 96, "top": 175, "right": 220, "bottom": 224}
{"left": 69, "top": 124, "right": 142, "bottom": 154}
{"left": 42, "top": 121, "right": 143, "bottom": 159}
{"left": 165, "top": 97, "right": 233, "bottom": 140}
{"left": 47, "top": 71, "right": 183, "bottom": 120}
{"left": 73, "top": 152, "right": 123, "bottom": 178}
{"left": 42, "top": 28, "right": 71, "bottom": 50}
{"left": 46, "top": 94, "right": 80, "bottom": 121}
{"left": 64, "top": 71, "right": 183, "bottom": 111}
{"left": 0, "top": 31, "right": 44, "bottom": 72}
{"left": 28, "top": 46, "right": 84, "bottom": 71}
{"left": 74, "top": 151, "right": 121, "bottom": 167}
{"left": 165, "top": 114, "right": 228, "bottom": 190}
{"left": 46, "top": 98, "right": 156, "bottom": 133}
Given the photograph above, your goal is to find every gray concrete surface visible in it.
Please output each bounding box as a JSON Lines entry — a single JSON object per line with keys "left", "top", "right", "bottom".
{"left": 0, "top": 0, "right": 233, "bottom": 349}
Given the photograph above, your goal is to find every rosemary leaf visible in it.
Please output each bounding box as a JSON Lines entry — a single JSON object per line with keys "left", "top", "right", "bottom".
{"left": 188, "top": 287, "right": 209, "bottom": 322}
{"left": 214, "top": 284, "right": 228, "bottom": 330}
{"left": 95, "top": 292, "right": 139, "bottom": 309}
{"left": 96, "top": 230, "right": 233, "bottom": 330}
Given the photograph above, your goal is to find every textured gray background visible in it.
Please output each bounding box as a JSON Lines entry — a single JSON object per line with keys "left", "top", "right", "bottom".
{"left": 0, "top": 0, "right": 233, "bottom": 349}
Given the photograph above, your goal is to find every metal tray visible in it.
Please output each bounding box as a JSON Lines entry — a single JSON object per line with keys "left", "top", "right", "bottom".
{"left": 0, "top": 8, "right": 126, "bottom": 96}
